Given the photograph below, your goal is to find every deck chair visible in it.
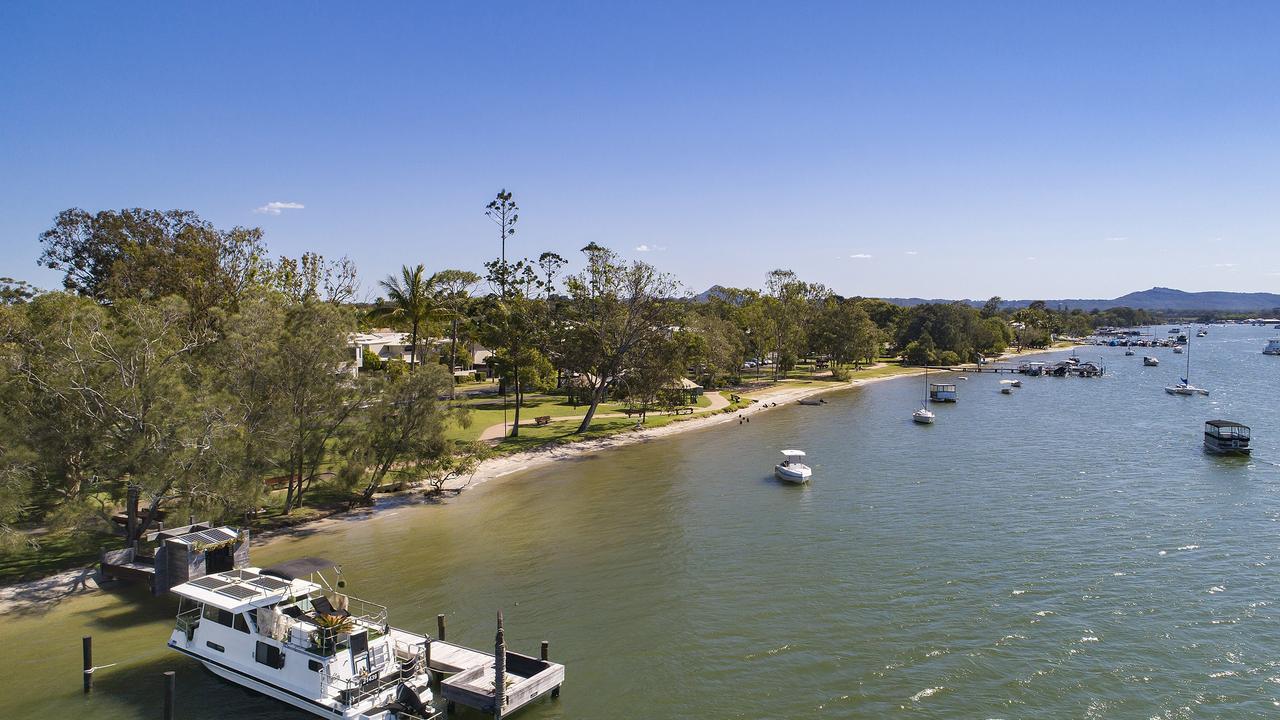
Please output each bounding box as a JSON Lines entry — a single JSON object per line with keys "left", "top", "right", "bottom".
{"left": 312, "top": 595, "right": 350, "bottom": 618}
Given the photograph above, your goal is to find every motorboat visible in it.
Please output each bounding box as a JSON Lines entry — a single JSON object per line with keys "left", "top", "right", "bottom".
{"left": 167, "top": 559, "right": 437, "bottom": 719}
{"left": 999, "top": 379, "right": 1016, "bottom": 394}
{"left": 1010, "top": 379, "right": 1022, "bottom": 387}
{"left": 1124, "top": 348, "right": 1136, "bottom": 356}
{"left": 1263, "top": 338, "right": 1280, "bottom": 355}
{"left": 1000, "top": 386, "right": 1013, "bottom": 394}
{"left": 1172, "top": 345, "right": 1184, "bottom": 354}
{"left": 775, "top": 450, "right": 812, "bottom": 483}
{"left": 1203, "top": 420, "right": 1251, "bottom": 455}
{"left": 1143, "top": 356, "right": 1159, "bottom": 366}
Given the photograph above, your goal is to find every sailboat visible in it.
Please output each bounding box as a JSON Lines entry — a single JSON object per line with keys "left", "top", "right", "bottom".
{"left": 1165, "top": 331, "right": 1209, "bottom": 396}
{"left": 913, "top": 367, "right": 936, "bottom": 423}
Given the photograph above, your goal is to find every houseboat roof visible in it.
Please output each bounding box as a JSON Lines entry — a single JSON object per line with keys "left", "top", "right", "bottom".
{"left": 1205, "top": 420, "right": 1249, "bottom": 429}
{"left": 170, "top": 568, "right": 321, "bottom": 613}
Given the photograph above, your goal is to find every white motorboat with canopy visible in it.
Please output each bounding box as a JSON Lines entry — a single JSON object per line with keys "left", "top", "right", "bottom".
{"left": 168, "top": 557, "right": 437, "bottom": 719}
{"left": 775, "top": 450, "right": 813, "bottom": 483}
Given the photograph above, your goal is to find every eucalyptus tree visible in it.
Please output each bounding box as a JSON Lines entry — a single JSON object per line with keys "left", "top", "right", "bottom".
{"left": 429, "top": 269, "right": 481, "bottom": 372}
{"left": 376, "top": 264, "right": 434, "bottom": 371}
{"left": 536, "top": 252, "right": 567, "bottom": 297}
{"left": 477, "top": 258, "right": 548, "bottom": 437}
{"left": 561, "top": 243, "right": 682, "bottom": 433}
{"left": 485, "top": 189, "right": 519, "bottom": 284}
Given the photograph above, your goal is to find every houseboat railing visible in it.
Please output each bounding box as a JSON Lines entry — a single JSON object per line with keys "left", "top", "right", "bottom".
{"left": 174, "top": 607, "right": 202, "bottom": 639}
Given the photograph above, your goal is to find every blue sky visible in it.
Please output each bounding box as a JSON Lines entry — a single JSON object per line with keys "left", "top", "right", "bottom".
{"left": 2, "top": 3, "right": 1278, "bottom": 300}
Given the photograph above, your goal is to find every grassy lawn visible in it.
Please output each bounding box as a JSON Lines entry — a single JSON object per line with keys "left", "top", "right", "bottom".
{"left": 0, "top": 527, "right": 118, "bottom": 585}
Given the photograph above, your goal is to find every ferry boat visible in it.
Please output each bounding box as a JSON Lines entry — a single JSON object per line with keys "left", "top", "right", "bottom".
{"left": 1203, "top": 420, "right": 1251, "bottom": 456}
{"left": 1264, "top": 338, "right": 1280, "bottom": 355}
{"left": 168, "top": 559, "right": 437, "bottom": 719}
{"left": 928, "top": 383, "right": 957, "bottom": 402}
{"left": 775, "top": 450, "right": 813, "bottom": 483}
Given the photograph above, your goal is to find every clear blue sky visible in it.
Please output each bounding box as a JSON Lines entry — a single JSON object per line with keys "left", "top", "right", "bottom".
{"left": 3, "top": 3, "right": 1278, "bottom": 300}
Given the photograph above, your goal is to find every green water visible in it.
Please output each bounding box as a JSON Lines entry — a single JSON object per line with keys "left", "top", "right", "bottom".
{"left": 6, "top": 325, "right": 1280, "bottom": 718}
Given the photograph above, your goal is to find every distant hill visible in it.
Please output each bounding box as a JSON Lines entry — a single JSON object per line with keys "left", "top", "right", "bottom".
{"left": 879, "top": 287, "right": 1280, "bottom": 313}
{"left": 693, "top": 285, "right": 1280, "bottom": 313}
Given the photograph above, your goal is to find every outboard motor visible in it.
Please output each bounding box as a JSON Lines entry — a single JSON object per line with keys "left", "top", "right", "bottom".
{"left": 395, "top": 683, "right": 431, "bottom": 718}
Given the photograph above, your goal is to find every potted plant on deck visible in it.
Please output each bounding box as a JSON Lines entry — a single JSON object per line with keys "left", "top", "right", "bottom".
{"left": 311, "top": 613, "right": 355, "bottom": 655}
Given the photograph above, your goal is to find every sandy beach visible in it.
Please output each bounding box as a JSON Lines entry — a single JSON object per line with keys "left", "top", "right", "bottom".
{"left": 0, "top": 345, "right": 1073, "bottom": 614}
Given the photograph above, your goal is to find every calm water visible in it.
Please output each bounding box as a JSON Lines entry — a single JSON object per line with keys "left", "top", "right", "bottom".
{"left": 6, "top": 325, "right": 1280, "bottom": 718}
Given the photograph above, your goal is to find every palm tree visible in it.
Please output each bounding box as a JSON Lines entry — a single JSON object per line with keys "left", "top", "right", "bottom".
{"left": 377, "top": 264, "right": 433, "bottom": 372}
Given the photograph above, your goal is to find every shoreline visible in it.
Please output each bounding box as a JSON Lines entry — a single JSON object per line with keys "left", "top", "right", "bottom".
{"left": 0, "top": 344, "right": 1074, "bottom": 614}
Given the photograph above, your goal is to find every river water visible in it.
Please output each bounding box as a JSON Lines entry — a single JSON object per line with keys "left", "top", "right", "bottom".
{"left": 6, "top": 324, "right": 1280, "bottom": 718}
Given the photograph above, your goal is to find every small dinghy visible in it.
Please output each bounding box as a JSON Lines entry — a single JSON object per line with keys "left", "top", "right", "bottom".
{"left": 775, "top": 450, "right": 812, "bottom": 483}
{"left": 797, "top": 398, "right": 827, "bottom": 406}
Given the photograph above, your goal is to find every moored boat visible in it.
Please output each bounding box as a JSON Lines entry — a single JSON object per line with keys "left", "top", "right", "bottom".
{"left": 1143, "top": 356, "right": 1159, "bottom": 366}
{"left": 1264, "top": 338, "right": 1280, "bottom": 355}
{"left": 775, "top": 450, "right": 812, "bottom": 483}
{"left": 1203, "top": 420, "right": 1251, "bottom": 455}
{"left": 167, "top": 559, "right": 437, "bottom": 719}
{"left": 928, "top": 383, "right": 957, "bottom": 402}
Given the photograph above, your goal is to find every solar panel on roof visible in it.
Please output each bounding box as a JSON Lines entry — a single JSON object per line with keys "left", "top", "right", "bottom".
{"left": 188, "top": 575, "right": 228, "bottom": 590}
{"left": 215, "top": 584, "right": 259, "bottom": 600}
{"left": 248, "top": 576, "right": 289, "bottom": 591}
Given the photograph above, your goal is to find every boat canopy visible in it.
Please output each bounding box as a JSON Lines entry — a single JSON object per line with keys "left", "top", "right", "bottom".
{"left": 1205, "top": 420, "right": 1250, "bottom": 438}
{"left": 261, "top": 556, "right": 338, "bottom": 581}
{"left": 779, "top": 449, "right": 806, "bottom": 458}
{"left": 169, "top": 568, "right": 320, "bottom": 613}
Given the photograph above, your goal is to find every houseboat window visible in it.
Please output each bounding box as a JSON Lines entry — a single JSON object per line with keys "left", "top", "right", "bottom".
{"left": 308, "top": 659, "right": 323, "bottom": 672}
{"left": 255, "top": 641, "right": 286, "bottom": 669}
{"left": 202, "top": 605, "right": 235, "bottom": 628}
{"left": 205, "top": 641, "right": 225, "bottom": 653}
{"left": 234, "top": 612, "right": 251, "bottom": 634}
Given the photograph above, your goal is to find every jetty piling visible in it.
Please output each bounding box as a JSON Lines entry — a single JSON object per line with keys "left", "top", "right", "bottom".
{"left": 162, "top": 671, "right": 175, "bottom": 720}
{"left": 494, "top": 611, "right": 506, "bottom": 720}
{"left": 438, "top": 613, "right": 447, "bottom": 641}
{"left": 82, "top": 636, "right": 92, "bottom": 693}
{"left": 540, "top": 640, "right": 548, "bottom": 661}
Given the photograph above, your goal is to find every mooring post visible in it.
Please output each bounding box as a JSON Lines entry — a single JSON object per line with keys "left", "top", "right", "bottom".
{"left": 163, "top": 671, "right": 175, "bottom": 720}
{"left": 540, "top": 640, "right": 549, "bottom": 661}
{"left": 82, "top": 636, "right": 93, "bottom": 693}
{"left": 493, "top": 611, "right": 506, "bottom": 720}
{"left": 436, "top": 613, "right": 447, "bottom": 641}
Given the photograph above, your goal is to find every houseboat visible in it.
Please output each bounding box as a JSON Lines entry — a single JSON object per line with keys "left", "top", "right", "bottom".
{"left": 928, "top": 383, "right": 958, "bottom": 402}
{"left": 1264, "top": 338, "right": 1280, "bottom": 355}
{"left": 167, "top": 559, "right": 437, "bottom": 719}
{"left": 1203, "top": 420, "right": 1251, "bottom": 456}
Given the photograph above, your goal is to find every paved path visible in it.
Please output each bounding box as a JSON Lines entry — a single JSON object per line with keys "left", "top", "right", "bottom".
{"left": 478, "top": 391, "right": 730, "bottom": 441}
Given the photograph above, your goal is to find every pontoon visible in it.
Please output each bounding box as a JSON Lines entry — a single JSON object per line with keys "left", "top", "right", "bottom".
{"left": 1204, "top": 420, "right": 1251, "bottom": 455}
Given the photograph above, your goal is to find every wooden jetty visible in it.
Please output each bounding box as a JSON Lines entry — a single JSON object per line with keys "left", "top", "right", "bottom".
{"left": 429, "top": 612, "right": 564, "bottom": 718}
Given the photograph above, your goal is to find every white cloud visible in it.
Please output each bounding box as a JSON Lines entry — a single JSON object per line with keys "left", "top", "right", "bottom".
{"left": 254, "top": 201, "right": 305, "bottom": 215}
{"left": 904, "top": 250, "right": 919, "bottom": 255}
{"left": 849, "top": 253, "right": 872, "bottom": 259}
{"left": 634, "top": 244, "right": 666, "bottom": 252}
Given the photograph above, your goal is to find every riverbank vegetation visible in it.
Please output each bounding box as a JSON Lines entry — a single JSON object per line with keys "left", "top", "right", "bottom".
{"left": 0, "top": 195, "right": 1154, "bottom": 582}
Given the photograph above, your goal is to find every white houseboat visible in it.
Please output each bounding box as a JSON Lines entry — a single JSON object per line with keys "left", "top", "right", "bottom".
{"left": 1264, "top": 338, "right": 1280, "bottom": 356}
{"left": 928, "top": 383, "right": 958, "bottom": 402}
{"left": 168, "top": 558, "right": 437, "bottom": 719}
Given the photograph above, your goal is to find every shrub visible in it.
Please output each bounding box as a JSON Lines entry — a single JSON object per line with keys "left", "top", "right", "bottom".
{"left": 830, "top": 366, "right": 851, "bottom": 381}
{"left": 936, "top": 350, "right": 961, "bottom": 366}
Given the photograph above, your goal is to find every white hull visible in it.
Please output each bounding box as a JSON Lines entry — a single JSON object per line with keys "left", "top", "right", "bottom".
{"left": 912, "top": 411, "right": 934, "bottom": 424}
{"left": 199, "top": 657, "right": 355, "bottom": 719}
{"left": 775, "top": 465, "right": 811, "bottom": 483}
{"left": 1165, "top": 385, "right": 1209, "bottom": 396}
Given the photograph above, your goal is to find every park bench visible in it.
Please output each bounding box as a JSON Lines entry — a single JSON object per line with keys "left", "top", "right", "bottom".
{"left": 622, "top": 408, "right": 646, "bottom": 417}
{"left": 534, "top": 415, "right": 552, "bottom": 426}
{"left": 667, "top": 406, "right": 695, "bottom": 415}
